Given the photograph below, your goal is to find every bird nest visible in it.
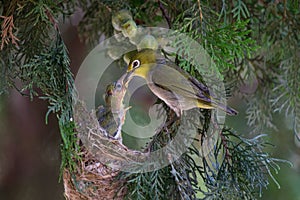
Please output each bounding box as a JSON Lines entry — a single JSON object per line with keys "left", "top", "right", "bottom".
{"left": 63, "top": 72, "right": 148, "bottom": 199}
{"left": 63, "top": 99, "right": 148, "bottom": 199}
{"left": 63, "top": 147, "right": 126, "bottom": 200}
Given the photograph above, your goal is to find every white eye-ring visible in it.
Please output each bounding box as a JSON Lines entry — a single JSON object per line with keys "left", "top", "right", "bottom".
{"left": 132, "top": 59, "right": 140, "bottom": 69}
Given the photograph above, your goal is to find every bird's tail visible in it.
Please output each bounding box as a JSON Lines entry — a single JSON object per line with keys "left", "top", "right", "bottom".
{"left": 212, "top": 101, "right": 238, "bottom": 116}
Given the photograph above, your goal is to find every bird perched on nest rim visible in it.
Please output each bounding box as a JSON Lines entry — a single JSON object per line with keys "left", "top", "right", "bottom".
{"left": 126, "top": 48, "right": 238, "bottom": 117}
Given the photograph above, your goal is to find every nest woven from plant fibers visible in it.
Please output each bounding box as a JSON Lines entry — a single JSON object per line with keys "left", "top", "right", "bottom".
{"left": 63, "top": 72, "right": 150, "bottom": 199}
{"left": 63, "top": 147, "right": 127, "bottom": 200}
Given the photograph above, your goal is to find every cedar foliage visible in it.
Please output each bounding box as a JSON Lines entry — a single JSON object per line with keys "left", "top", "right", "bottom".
{"left": 1, "top": 0, "right": 298, "bottom": 199}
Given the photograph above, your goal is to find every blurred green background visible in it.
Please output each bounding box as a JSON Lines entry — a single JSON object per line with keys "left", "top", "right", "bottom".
{"left": 226, "top": 98, "right": 300, "bottom": 200}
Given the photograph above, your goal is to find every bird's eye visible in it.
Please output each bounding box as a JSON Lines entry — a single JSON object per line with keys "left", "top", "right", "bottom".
{"left": 115, "top": 82, "right": 122, "bottom": 90}
{"left": 132, "top": 60, "right": 140, "bottom": 69}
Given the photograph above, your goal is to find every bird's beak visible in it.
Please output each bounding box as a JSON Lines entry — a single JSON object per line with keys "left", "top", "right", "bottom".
{"left": 123, "top": 70, "right": 134, "bottom": 86}
{"left": 126, "top": 66, "right": 133, "bottom": 73}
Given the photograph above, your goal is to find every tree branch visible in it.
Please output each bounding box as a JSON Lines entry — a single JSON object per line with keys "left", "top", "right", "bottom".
{"left": 158, "top": 0, "right": 171, "bottom": 28}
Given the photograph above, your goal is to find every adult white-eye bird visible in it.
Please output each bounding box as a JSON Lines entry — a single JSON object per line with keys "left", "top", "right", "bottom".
{"left": 126, "top": 49, "right": 238, "bottom": 116}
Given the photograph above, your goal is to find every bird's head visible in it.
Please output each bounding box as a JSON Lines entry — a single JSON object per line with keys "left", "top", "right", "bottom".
{"left": 127, "top": 49, "right": 157, "bottom": 78}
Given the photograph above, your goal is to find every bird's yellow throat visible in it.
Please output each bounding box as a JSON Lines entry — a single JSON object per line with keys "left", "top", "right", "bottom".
{"left": 132, "top": 63, "right": 153, "bottom": 78}
{"left": 127, "top": 49, "right": 158, "bottom": 78}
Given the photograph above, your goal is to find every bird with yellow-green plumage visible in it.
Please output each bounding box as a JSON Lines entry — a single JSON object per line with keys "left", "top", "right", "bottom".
{"left": 126, "top": 49, "right": 238, "bottom": 117}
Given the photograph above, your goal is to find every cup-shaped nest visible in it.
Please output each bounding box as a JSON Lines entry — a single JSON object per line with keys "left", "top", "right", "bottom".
{"left": 63, "top": 73, "right": 148, "bottom": 199}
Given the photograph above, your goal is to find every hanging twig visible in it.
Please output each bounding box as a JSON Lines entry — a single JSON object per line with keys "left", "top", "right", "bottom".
{"left": 45, "top": 8, "right": 59, "bottom": 32}
{"left": 283, "top": 0, "right": 287, "bottom": 19}
{"left": 197, "top": 0, "right": 203, "bottom": 24}
{"left": 158, "top": 0, "right": 171, "bottom": 28}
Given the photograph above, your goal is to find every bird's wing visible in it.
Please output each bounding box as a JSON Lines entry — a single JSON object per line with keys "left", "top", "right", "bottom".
{"left": 149, "top": 63, "right": 212, "bottom": 104}
{"left": 164, "top": 60, "right": 211, "bottom": 94}
{"left": 161, "top": 62, "right": 238, "bottom": 115}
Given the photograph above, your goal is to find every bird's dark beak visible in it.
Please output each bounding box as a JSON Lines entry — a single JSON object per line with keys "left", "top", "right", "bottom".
{"left": 122, "top": 70, "right": 134, "bottom": 86}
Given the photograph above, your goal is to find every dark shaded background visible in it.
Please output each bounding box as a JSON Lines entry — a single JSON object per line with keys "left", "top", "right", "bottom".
{"left": 0, "top": 17, "right": 85, "bottom": 199}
